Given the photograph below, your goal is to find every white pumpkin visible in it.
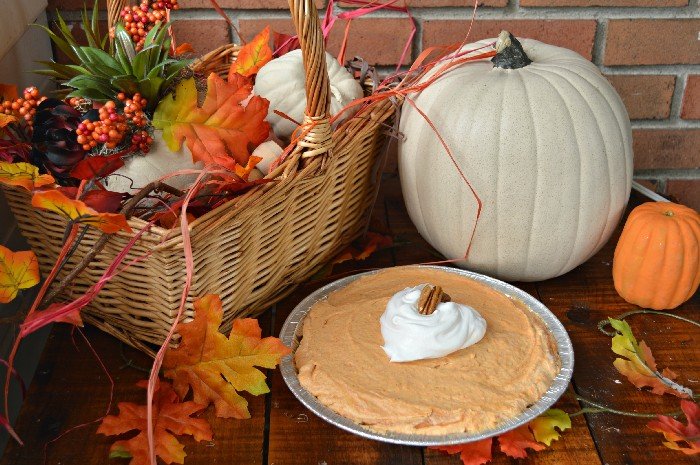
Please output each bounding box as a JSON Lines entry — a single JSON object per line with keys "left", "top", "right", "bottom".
{"left": 253, "top": 50, "right": 363, "bottom": 140}
{"left": 252, "top": 139, "right": 283, "bottom": 174}
{"left": 105, "top": 130, "right": 203, "bottom": 194}
{"left": 399, "top": 32, "right": 633, "bottom": 282}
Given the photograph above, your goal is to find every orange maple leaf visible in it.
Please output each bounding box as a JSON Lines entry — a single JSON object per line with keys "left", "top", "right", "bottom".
{"left": 153, "top": 73, "right": 270, "bottom": 170}
{"left": 97, "top": 380, "right": 212, "bottom": 465}
{"left": 0, "top": 114, "right": 17, "bottom": 129}
{"left": 648, "top": 400, "right": 700, "bottom": 455}
{"left": 31, "top": 189, "right": 132, "bottom": 234}
{"left": 174, "top": 42, "right": 194, "bottom": 56}
{"left": 431, "top": 439, "right": 493, "bottom": 465}
{"left": 609, "top": 318, "right": 693, "bottom": 398}
{"left": 0, "top": 245, "right": 39, "bottom": 304}
{"left": 163, "top": 294, "right": 291, "bottom": 419}
{"left": 230, "top": 26, "right": 273, "bottom": 78}
{"left": 0, "top": 162, "right": 55, "bottom": 190}
{"left": 498, "top": 424, "right": 546, "bottom": 459}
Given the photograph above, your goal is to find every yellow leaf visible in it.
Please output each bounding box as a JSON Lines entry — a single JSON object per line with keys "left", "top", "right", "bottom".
{"left": 231, "top": 26, "right": 272, "bottom": 78}
{"left": 31, "top": 189, "right": 132, "bottom": 234}
{"left": 0, "top": 114, "right": 17, "bottom": 129}
{"left": 530, "top": 409, "right": 571, "bottom": 446}
{"left": 0, "top": 245, "right": 39, "bottom": 303}
{"left": 609, "top": 318, "right": 692, "bottom": 398}
{"left": 0, "top": 162, "right": 55, "bottom": 190}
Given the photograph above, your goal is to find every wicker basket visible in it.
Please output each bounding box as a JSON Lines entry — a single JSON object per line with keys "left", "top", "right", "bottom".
{"left": 2, "top": 0, "right": 397, "bottom": 355}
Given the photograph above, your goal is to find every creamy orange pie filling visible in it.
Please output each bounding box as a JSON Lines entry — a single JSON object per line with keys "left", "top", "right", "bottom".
{"left": 294, "top": 267, "right": 561, "bottom": 435}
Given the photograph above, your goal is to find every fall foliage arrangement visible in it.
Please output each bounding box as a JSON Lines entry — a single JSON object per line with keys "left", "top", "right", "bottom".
{"left": 0, "top": 0, "right": 699, "bottom": 463}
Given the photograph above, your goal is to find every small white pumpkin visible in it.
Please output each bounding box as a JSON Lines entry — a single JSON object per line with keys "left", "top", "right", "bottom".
{"left": 252, "top": 139, "right": 283, "bottom": 174}
{"left": 105, "top": 130, "right": 203, "bottom": 194}
{"left": 253, "top": 50, "right": 363, "bottom": 140}
{"left": 399, "top": 32, "right": 633, "bottom": 282}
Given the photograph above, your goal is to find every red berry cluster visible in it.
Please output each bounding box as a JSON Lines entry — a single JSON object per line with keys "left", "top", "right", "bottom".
{"left": 117, "top": 92, "right": 148, "bottom": 127}
{"left": 1, "top": 87, "right": 46, "bottom": 127}
{"left": 131, "top": 130, "right": 154, "bottom": 153}
{"left": 119, "top": 0, "right": 178, "bottom": 50}
{"left": 76, "top": 101, "right": 128, "bottom": 151}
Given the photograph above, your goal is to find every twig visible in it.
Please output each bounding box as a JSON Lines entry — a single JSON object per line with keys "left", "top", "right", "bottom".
{"left": 571, "top": 394, "right": 695, "bottom": 419}
{"left": 598, "top": 309, "right": 700, "bottom": 337}
{"left": 39, "top": 181, "right": 181, "bottom": 307}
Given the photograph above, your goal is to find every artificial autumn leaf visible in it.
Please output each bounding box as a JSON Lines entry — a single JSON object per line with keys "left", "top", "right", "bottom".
{"left": 40, "top": 302, "right": 84, "bottom": 327}
{"left": 334, "top": 232, "right": 393, "bottom": 264}
{"left": 174, "top": 42, "right": 194, "bottom": 56}
{"left": 0, "top": 162, "right": 55, "bottom": 191}
{"left": 431, "top": 439, "right": 493, "bottom": 465}
{"left": 58, "top": 187, "right": 126, "bottom": 213}
{"left": 648, "top": 400, "right": 700, "bottom": 455}
{"left": 31, "top": 189, "right": 132, "bottom": 234}
{"left": 97, "top": 380, "right": 212, "bottom": 465}
{"left": 70, "top": 153, "right": 125, "bottom": 179}
{"left": 230, "top": 26, "right": 272, "bottom": 78}
{"left": 498, "top": 424, "right": 546, "bottom": 458}
{"left": 273, "top": 30, "right": 299, "bottom": 57}
{"left": 0, "top": 245, "right": 39, "bottom": 303}
{"left": 609, "top": 318, "right": 693, "bottom": 398}
{"left": 163, "top": 294, "right": 291, "bottom": 419}
{"left": 0, "top": 114, "right": 17, "bottom": 129}
{"left": 153, "top": 72, "right": 270, "bottom": 170}
{"left": 530, "top": 408, "right": 571, "bottom": 446}
{"left": 0, "top": 84, "right": 18, "bottom": 101}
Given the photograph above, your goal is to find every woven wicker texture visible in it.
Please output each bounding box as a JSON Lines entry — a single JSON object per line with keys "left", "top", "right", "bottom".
{"left": 3, "top": 0, "right": 397, "bottom": 356}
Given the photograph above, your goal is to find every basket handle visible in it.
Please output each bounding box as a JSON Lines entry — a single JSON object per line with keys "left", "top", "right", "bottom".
{"left": 287, "top": 0, "right": 333, "bottom": 162}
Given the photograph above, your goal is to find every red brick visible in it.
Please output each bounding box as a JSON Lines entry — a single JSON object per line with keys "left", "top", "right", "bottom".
{"left": 48, "top": 0, "right": 326, "bottom": 9}
{"left": 667, "top": 180, "right": 700, "bottom": 211}
{"left": 171, "top": 19, "right": 231, "bottom": 55}
{"left": 341, "top": 0, "right": 506, "bottom": 6}
{"left": 240, "top": 17, "right": 414, "bottom": 66}
{"left": 681, "top": 75, "right": 700, "bottom": 120}
{"left": 178, "top": 0, "right": 326, "bottom": 9}
{"left": 48, "top": 0, "right": 105, "bottom": 9}
{"left": 422, "top": 20, "right": 597, "bottom": 60}
{"left": 605, "top": 20, "right": 700, "bottom": 66}
{"left": 522, "top": 0, "right": 686, "bottom": 5}
{"left": 605, "top": 75, "right": 675, "bottom": 120}
{"left": 633, "top": 129, "right": 700, "bottom": 170}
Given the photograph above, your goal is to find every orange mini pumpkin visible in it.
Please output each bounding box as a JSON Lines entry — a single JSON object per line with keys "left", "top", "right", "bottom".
{"left": 613, "top": 202, "right": 700, "bottom": 310}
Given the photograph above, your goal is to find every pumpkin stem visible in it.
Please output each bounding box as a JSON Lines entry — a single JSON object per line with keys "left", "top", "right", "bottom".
{"left": 492, "top": 30, "right": 532, "bottom": 70}
{"left": 664, "top": 210, "right": 674, "bottom": 217}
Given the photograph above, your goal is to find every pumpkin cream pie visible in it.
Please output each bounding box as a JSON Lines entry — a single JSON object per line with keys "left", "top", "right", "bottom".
{"left": 294, "top": 266, "right": 560, "bottom": 435}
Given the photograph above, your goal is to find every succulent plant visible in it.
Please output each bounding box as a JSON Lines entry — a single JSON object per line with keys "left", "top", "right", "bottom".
{"left": 30, "top": 99, "right": 89, "bottom": 185}
{"left": 35, "top": 1, "right": 191, "bottom": 112}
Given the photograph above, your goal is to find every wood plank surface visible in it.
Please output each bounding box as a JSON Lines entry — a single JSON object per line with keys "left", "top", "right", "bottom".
{"left": 2, "top": 174, "right": 699, "bottom": 465}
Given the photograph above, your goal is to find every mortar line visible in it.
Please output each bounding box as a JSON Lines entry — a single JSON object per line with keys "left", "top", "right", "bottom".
{"left": 669, "top": 72, "right": 689, "bottom": 121}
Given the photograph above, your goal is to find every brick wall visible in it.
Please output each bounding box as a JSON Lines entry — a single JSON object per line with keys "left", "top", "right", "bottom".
{"left": 49, "top": 0, "right": 700, "bottom": 209}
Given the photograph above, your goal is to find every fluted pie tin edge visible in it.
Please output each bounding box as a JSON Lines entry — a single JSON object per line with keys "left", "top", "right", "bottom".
{"left": 279, "top": 265, "right": 574, "bottom": 446}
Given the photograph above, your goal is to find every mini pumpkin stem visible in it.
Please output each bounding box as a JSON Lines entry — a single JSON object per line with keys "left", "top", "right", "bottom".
{"left": 492, "top": 30, "right": 532, "bottom": 70}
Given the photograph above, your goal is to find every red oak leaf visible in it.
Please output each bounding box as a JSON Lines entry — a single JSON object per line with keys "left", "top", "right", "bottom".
{"left": 648, "top": 400, "right": 700, "bottom": 455}
{"left": 97, "top": 380, "right": 212, "bottom": 465}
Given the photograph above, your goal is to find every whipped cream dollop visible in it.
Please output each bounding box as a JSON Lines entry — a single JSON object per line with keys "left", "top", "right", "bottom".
{"left": 380, "top": 284, "right": 487, "bottom": 362}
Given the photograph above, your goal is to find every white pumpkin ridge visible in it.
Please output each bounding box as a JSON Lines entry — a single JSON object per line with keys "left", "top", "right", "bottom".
{"left": 398, "top": 32, "right": 633, "bottom": 282}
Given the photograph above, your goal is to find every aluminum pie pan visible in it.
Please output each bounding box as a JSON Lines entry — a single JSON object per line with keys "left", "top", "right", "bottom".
{"left": 279, "top": 265, "right": 574, "bottom": 446}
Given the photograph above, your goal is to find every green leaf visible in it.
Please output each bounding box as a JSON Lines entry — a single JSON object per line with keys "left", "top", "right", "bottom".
{"left": 66, "top": 88, "right": 111, "bottom": 101}
{"left": 137, "top": 77, "right": 164, "bottom": 104}
{"left": 80, "top": 47, "right": 124, "bottom": 76}
{"left": 65, "top": 75, "right": 115, "bottom": 98}
{"left": 110, "top": 76, "right": 140, "bottom": 96}
{"left": 114, "top": 25, "right": 136, "bottom": 63}
{"left": 32, "top": 24, "right": 80, "bottom": 64}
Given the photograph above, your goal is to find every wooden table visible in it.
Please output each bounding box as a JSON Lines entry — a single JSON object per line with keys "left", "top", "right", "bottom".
{"left": 2, "top": 174, "right": 698, "bottom": 465}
